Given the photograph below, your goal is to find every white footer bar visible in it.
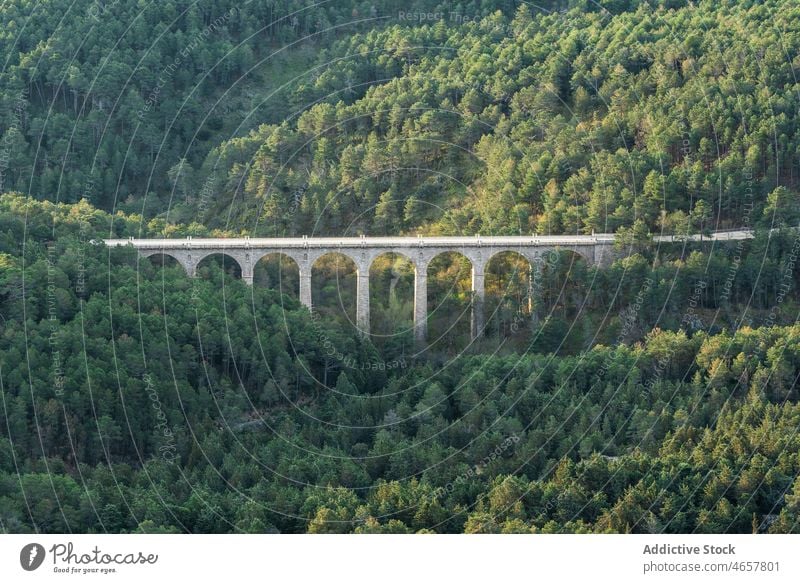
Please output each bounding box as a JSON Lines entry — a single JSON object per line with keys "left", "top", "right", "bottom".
{"left": 1, "top": 534, "right": 797, "bottom": 582}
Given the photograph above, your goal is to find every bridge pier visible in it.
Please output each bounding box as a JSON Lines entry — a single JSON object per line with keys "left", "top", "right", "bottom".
{"left": 414, "top": 263, "right": 428, "bottom": 345}
{"left": 241, "top": 252, "right": 253, "bottom": 285}
{"left": 527, "top": 261, "right": 534, "bottom": 315}
{"left": 471, "top": 266, "right": 485, "bottom": 340}
{"left": 356, "top": 270, "right": 370, "bottom": 335}
{"left": 299, "top": 269, "right": 312, "bottom": 311}
{"left": 529, "top": 254, "right": 544, "bottom": 324}
{"left": 185, "top": 254, "right": 197, "bottom": 278}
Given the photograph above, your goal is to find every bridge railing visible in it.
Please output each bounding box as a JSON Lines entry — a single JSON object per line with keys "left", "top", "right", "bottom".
{"left": 104, "top": 234, "right": 618, "bottom": 249}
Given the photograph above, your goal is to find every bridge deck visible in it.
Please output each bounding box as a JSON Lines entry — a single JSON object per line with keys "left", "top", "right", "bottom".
{"left": 104, "top": 235, "right": 616, "bottom": 249}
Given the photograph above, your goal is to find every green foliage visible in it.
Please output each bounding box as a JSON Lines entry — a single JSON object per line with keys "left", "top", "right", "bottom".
{"left": 1, "top": 193, "right": 799, "bottom": 534}
{"left": 177, "top": 0, "right": 800, "bottom": 237}
{"left": 0, "top": 0, "right": 540, "bottom": 211}
{"left": 2, "top": 1, "right": 800, "bottom": 535}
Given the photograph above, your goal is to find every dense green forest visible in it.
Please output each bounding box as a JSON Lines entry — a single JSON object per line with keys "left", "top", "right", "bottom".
{"left": 190, "top": 0, "right": 800, "bottom": 237}
{"left": 1, "top": 0, "right": 800, "bottom": 534}
{"left": 1, "top": 194, "right": 799, "bottom": 533}
{"left": 4, "top": 0, "right": 800, "bottom": 234}
{"left": 0, "top": 0, "right": 556, "bottom": 211}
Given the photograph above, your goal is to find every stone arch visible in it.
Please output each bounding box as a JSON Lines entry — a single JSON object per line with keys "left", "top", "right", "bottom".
{"left": 195, "top": 252, "right": 243, "bottom": 280}
{"left": 541, "top": 246, "right": 593, "bottom": 271}
{"left": 140, "top": 251, "right": 187, "bottom": 275}
{"left": 310, "top": 250, "right": 362, "bottom": 271}
{"left": 252, "top": 252, "right": 300, "bottom": 298}
{"left": 558, "top": 245, "right": 594, "bottom": 265}
{"left": 426, "top": 250, "right": 474, "bottom": 274}
{"left": 367, "top": 250, "right": 416, "bottom": 272}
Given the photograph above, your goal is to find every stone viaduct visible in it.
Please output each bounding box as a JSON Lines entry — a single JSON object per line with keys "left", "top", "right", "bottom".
{"left": 104, "top": 235, "right": 619, "bottom": 343}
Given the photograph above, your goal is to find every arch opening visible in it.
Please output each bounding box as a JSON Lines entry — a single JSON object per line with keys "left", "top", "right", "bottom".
{"left": 143, "top": 253, "right": 184, "bottom": 274}
{"left": 369, "top": 252, "right": 415, "bottom": 355}
{"left": 426, "top": 251, "right": 472, "bottom": 352}
{"left": 485, "top": 251, "right": 533, "bottom": 342}
{"left": 196, "top": 253, "right": 243, "bottom": 280}
{"left": 312, "top": 252, "right": 358, "bottom": 328}
{"left": 253, "top": 253, "right": 299, "bottom": 299}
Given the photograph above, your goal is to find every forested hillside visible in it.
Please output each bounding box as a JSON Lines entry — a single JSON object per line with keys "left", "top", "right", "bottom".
{"left": 0, "top": 0, "right": 548, "bottom": 210}
{"left": 1, "top": 0, "right": 800, "bottom": 535}
{"left": 1, "top": 194, "right": 799, "bottom": 533}
{"left": 5, "top": 0, "right": 800, "bottom": 235}
{"left": 188, "top": 0, "right": 800, "bottom": 236}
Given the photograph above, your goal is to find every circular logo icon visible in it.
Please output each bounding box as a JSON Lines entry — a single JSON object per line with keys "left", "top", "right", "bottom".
{"left": 20, "top": 543, "right": 46, "bottom": 571}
